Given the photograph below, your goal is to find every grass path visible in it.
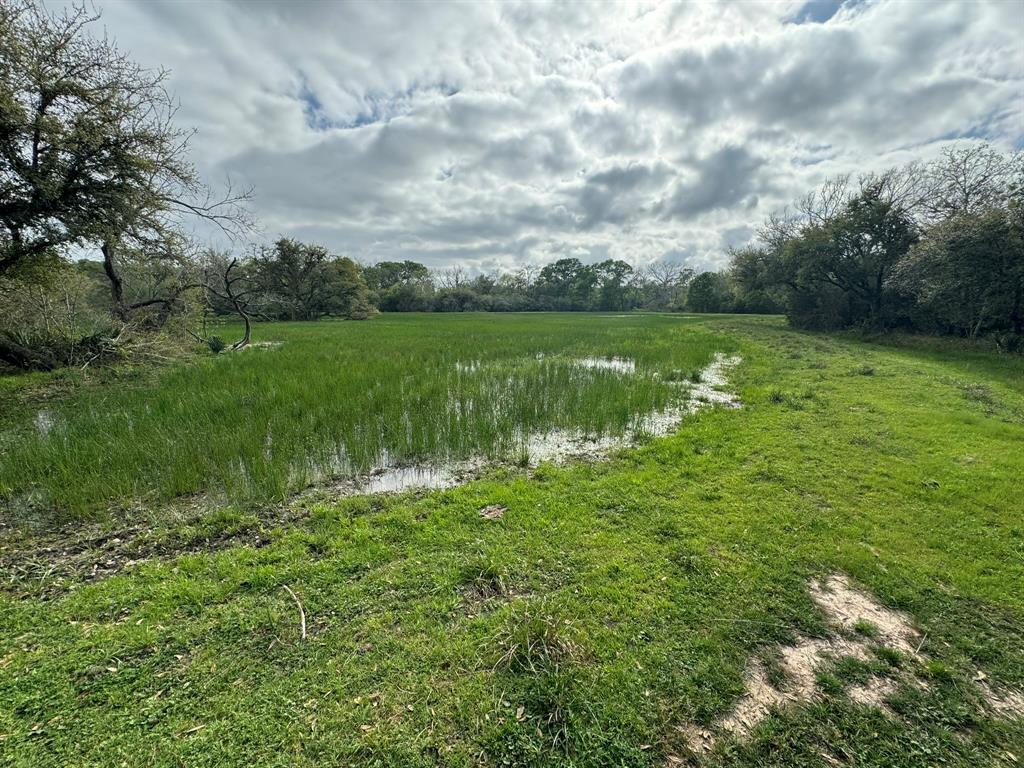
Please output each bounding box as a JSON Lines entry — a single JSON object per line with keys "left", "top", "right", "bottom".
{"left": 1, "top": 316, "right": 1022, "bottom": 767}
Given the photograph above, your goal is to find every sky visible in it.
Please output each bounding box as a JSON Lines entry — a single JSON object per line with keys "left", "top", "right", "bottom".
{"left": 80, "top": 0, "right": 1024, "bottom": 273}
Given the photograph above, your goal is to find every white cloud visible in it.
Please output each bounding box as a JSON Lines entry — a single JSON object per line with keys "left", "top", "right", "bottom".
{"left": 80, "top": 0, "right": 1024, "bottom": 271}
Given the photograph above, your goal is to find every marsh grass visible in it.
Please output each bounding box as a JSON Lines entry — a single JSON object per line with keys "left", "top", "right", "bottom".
{"left": 0, "top": 313, "right": 731, "bottom": 519}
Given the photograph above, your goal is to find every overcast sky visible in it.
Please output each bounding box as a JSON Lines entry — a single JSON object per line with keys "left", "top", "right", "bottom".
{"left": 85, "top": 0, "right": 1023, "bottom": 273}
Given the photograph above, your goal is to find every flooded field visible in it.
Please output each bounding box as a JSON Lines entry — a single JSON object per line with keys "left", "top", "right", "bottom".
{"left": 0, "top": 313, "right": 739, "bottom": 518}
{"left": 325, "top": 352, "right": 742, "bottom": 498}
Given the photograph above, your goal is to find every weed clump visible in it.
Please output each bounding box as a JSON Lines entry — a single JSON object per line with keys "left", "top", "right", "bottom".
{"left": 458, "top": 558, "right": 509, "bottom": 601}
{"left": 493, "top": 602, "right": 580, "bottom": 674}
{"left": 961, "top": 382, "right": 998, "bottom": 408}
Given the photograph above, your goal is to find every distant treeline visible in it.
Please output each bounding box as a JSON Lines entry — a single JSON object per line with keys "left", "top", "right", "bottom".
{"left": 358, "top": 258, "right": 773, "bottom": 314}
{"left": 4, "top": 143, "right": 1019, "bottom": 373}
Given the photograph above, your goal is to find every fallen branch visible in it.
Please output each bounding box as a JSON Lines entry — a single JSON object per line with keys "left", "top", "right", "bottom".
{"left": 283, "top": 584, "right": 307, "bottom": 641}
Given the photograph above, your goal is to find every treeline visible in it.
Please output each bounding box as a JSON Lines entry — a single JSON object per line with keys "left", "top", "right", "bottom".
{"left": 360, "top": 258, "right": 729, "bottom": 314}
{"left": 728, "top": 145, "right": 1023, "bottom": 346}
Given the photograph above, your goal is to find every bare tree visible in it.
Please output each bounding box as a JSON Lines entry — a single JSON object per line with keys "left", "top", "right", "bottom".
{"left": 757, "top": 208, "right": 801, "bottom": 252}
{"left": 436, "top": 266, "right": 467, "bottom": 290}
{"left": 795, "top": 175, "right": 851, "bottom": 227}
{"left": 921, "top": 144, "right": 1022, "bottom": 220}
{"left": 644, "top": 261, "right": 693, "bottom": 308}
{"left": 201, "top": 252, "right": 261, "bottom": 350}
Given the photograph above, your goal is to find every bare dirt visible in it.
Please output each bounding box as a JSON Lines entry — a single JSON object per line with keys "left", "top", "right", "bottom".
{"left": 678, "top": 573, "right": 1023, "bottom": 759}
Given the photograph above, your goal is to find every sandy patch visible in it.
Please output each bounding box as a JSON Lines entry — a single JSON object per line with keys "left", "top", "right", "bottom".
{"left": 810, "top": 573, "right": 921, "bottom": 656}
{"left": 682, "top": 573, "right": 1021, "bottom": 757}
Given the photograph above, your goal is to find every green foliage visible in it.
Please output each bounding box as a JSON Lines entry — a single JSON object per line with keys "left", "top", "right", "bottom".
{"left": 731, "top": 143, "right": 1024, "bottom": 340}
{"left": 894, "top": 207, "right": 1023, "bottom": 337}
{"left": 687, "top": 271, "right": 737, "bottom": 313}
{"left": 254, "top": 239, "right": 373, "bottom": 321}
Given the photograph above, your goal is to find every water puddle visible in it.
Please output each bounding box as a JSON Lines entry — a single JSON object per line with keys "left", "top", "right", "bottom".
{"left": 311, "top": 352, "right": 742, "bottom": 499}
{"left": 519, "top": 353, "right": 740, "bottom": 465}
{"left": 575, "top": 357, "right": 636, "bottom": 374}
{"left": 356, "top": 464, "right": 462, "bottom": 494}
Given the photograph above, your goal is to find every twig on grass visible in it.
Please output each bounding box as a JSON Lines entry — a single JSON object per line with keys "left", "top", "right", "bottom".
{"left": 283, "top": 584, "right": 307, "bottom": 641}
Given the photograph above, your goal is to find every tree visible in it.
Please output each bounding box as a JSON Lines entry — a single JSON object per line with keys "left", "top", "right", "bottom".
{"left": 362, "top": 260, "right": 431, "bottom": 292}
{"left": 686, "top": 272, "right": 735, "bottom": 313}
{"left": 922, "top": 144, "right": 1023, "bottom": 221}
{"left": 593, "top": 259, "right": 635, "bottom": 311}
{"left": 728, "top": 247, "right": 785, "bottom": 314}
{"left": 202, "top": 252, "right": 260, "bottom": 350}
{"left": 321, "top": 257, "right": 374, "bottom": 319}
{"left": 643, "top": 261, "right": 693, "bottom": 310}
{"left": 0, "top": 2, "right": 250, "bottom": 281}
{"left": 0, "top": 1, "right": 252, "bottom": 368}
{"left": 893, "top": 207, "right": 1024, "bottom": 337}
{"left": 803, "top": 186, "right": 917, "bottom": 326}
{"left": 535, "top": 258, "right": 596, "bottom": 310}
{"left": 248, "top": 239, "right": 374, "bottom": 321}
{"left": 255, "top": 239, "right": 330, "bottom": 321}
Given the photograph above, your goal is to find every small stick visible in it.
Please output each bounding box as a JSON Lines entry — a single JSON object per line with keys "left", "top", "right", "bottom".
{"left": 283, "top": 584, "right": 307, "bottom": 640}
{"left": 914, "top": 630, "right": 928, "bottom": 655}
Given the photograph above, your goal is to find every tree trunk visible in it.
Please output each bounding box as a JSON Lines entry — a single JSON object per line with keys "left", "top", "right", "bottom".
{"left": 101, "top": 240, "right": 128, "bottom": 320}
{"left": 0, "top": 335, "right": 58, "bottom": 371}
{"left": 230, "top": 306, "right": 251, "bottom": 350}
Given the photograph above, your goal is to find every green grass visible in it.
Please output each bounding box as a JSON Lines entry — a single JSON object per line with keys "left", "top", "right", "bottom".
{"left": 0, "top": 313, "right": 731, "bottom": 520}
{"left": 0, "top": 314, "right": 1022, "bottom": 767}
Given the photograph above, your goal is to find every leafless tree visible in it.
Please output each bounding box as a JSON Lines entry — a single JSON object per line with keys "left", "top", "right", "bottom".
{"left": 201, "top": 252, "right": 261, "bottom": 350}
{"left": 436, "top": 266, "right": 467, "bottom": 290}
{"left": 921, "top": 144, "right": 1022, "bottom": 220}
{"left": 795, "top": 175, "right": 851, "bottom": 227}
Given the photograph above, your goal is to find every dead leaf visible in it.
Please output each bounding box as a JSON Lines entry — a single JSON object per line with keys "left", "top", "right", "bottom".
{"left": 479, "top": 505, "right": 506, "bottom": 520}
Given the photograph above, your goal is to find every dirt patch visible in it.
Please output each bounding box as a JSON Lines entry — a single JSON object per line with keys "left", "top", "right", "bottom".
{"left": 682, "top": 573, "right": 1021, "bottom": 757}
{"left": 976, "top": 674, "right": 1024, "bottom": 719}
{"left": 810, "top": 573, "right": 921, "bottom": 656}
{"left": 718, "top": 635, "right": 869, "bottom": 739}
{"left": 847, "top": 675, "right": 900, "bottom": 710}
{"left": 0, "top": 501, "right": 296, "bottom": 600}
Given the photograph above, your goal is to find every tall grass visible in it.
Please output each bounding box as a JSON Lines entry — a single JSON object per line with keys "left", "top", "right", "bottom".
{"left": 0, "top": 313, "right": 733, "bottom": 518}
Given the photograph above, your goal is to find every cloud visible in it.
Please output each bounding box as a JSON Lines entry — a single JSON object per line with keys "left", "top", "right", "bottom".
{"left": 656, "top": 147, "right": 766, "bottom": 219}
{"left": 72, "top": 0, "right": 1024, "bottom": 273}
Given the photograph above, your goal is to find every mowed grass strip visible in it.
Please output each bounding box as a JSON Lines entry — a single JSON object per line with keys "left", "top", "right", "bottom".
{"left": 0, "top": 313, "right": 731, "bottom": 519}
{"left": 0, "top": 316, "right": 1021, "bottom": 767}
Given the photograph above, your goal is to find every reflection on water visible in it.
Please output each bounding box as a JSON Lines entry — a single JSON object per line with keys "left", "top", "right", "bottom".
{"left": 356, "top": 464, "right": 460, "bottom": 494}
{"left": 35, "top": 410, "right": 55, "bottom": 437}
{"left": 575, "top": 357, "right": 636, "bottom": 374}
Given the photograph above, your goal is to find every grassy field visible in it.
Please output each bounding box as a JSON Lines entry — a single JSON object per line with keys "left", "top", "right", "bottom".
{"left": 0, "top": 314, "right": 733, "bottom": 520}
{"left": 1, "top": 314, "right": 1022, "bottom": 767}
